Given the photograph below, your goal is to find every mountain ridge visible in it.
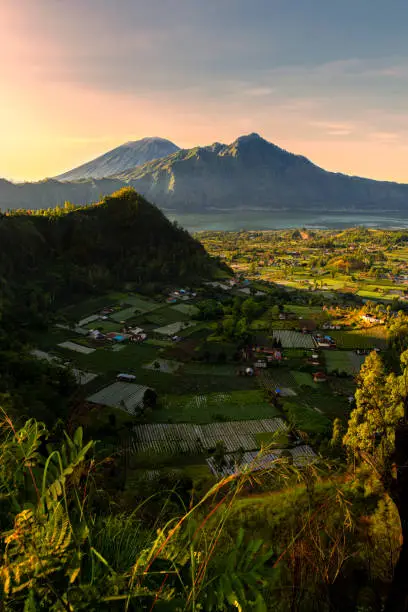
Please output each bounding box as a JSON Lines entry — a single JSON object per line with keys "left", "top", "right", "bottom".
{"left": 1, "top": 133, "right": 408, "bottom": 213}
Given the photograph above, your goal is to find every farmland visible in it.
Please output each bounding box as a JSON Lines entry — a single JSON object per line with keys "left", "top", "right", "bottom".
{"left": 27, "top": 227, "right": 408, "bottom": 488}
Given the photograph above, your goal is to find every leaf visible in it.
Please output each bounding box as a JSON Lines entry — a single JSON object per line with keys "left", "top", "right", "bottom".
{"left": 23, "top": 590, "right": 37, "bottom": 611}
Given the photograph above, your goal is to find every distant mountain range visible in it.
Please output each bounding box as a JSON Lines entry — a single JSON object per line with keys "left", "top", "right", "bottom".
{"left": 56, "top": 137, "right": 180, "bottom": 180}
{"left": 1, "top": 133, "right": 408, "bottom": 213}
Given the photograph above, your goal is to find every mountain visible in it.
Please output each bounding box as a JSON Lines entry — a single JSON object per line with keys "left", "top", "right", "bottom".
{"left": 0, "top": 188, "right": 216, "bottom": 307}
{"left": 1, "top": 133, "right": 408, "bottom": 213}
{"left": 116, "top": 133, "right": 408, "bottom": 212}
{"left": 0, "top": 177, "right": 127, "bottom": 211}
{"left": 55, "top": 137, "right": 180, "bottom": 181}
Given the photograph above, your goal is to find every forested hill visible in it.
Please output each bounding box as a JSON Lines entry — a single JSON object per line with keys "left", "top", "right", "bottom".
{"left": 0, "top": 188, "right": 217, "bottom": 318}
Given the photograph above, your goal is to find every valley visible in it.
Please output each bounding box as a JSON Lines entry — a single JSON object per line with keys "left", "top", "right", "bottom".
{"left": 26, "top": 225, "right": 408, "bottom": 490}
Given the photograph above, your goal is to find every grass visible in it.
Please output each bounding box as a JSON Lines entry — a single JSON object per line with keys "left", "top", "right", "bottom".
{"left": 149, "top": 390, "right": 281, "bottom": 423}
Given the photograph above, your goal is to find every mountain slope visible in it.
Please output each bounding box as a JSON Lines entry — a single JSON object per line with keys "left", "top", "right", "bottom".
{"left": 56, "top": 137, "right": 180, "bottom": 181}
{"left": 116, "top": 133, "right": 408, "bottom": 212}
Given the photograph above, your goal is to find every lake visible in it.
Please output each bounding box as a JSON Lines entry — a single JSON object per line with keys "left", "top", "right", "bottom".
{"left": 166, "top": 210, "right": 408, "bottom": 232}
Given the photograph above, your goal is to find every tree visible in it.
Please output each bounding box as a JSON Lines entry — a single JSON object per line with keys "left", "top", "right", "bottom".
{"left": 343, "top": 351, "right": 403, "bottom": 491}
{"left": 343, "top": 350, "right": 408, "bottom": 611}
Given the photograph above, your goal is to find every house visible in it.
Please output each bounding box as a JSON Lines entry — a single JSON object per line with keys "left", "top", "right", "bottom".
{"left": 129, "top": 327, "right": 144, "bottom": 336}
{"left": 254, "top": 360, "right": 267, "bottom": 369}
{"left": 361, "top": 314, "right": 384, "bottom": 325}
{"left": 89, "top": 329, "right": 105, "bottom": 340}
{"left": 313, "top": 372, "right": 328, "bottom": 383}
{"left": 314, "top": 334, "right": 336, "bottom": 349}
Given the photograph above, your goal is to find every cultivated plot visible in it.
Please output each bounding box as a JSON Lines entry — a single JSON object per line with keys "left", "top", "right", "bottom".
{"left": 207, "top": 444, "right": 317, "bottom": 477}
{"left": 58, "top": 341, "right": 95, "bottom": 354}
{"left": 323, "top": 350, "right": 365, "bottom": 375}
{"left": 78, "top": 314, "right": 100, "bottom": 327}
{"left": 156, "top": 390, "right": 281, "bottom": 423}
{"left": 143, "top": 359, "right": 181, "bottom": 374}
{"left": 273, "top": 330, "right": 315, "bottom": 349}
{"left": 110, "top": 307, "right": 139, "bottom": 322}
{"left": 291, "top": 371, "right": 319, "bottom": 388}
{"left": 170, "top": 303, "right": 199, "bottom": 316}
{"left": 72, "top": 369, "right": 98, "bottom": 385}
{"left": 257, "top": 370, "right": 297, "bottom": 393}
{"left": 122, "top": 295, "right": 160, "bottom": 312}
{"left": 329, "top": 330, "right": 387, "bottom": 350}
{"left": 131, "top": 418, "right": 288, "bottom": 455}
{"left": 154, "top": 321, "right": 196, "bottom": 336}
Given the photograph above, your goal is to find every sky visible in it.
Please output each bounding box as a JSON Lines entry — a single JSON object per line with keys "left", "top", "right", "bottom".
{"left": 1, "top": 0, "right": 408, "bottom": 182}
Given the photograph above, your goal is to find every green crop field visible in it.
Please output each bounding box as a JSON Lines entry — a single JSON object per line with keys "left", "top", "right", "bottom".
{"left": 323, "top": 350, "right": 365, "bottom": 375}
{"left": 282, "top": 401, "right": 331, "bottom": 435}
{"left": 291, "top": 371, "right": 319, "bottom": 388}
{"left": 150, "top": 389, "right": 281, "bottom": 423}
{"left": 329, "top": 330, "right": 387, "bottom": 350}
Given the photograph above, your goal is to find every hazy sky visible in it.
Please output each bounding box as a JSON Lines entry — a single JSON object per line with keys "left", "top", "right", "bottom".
{"left": 1, "top": 0, "right": 408, "bottom": 182}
